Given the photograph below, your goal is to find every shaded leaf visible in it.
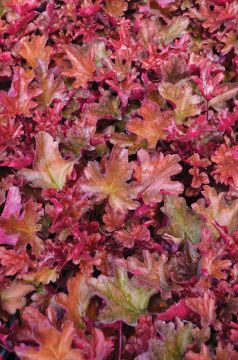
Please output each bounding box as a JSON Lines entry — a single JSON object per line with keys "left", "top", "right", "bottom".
{"left": 136, "top": 318, "right": 193, "bottom": 360}
{"left": 158, "top": 81, "right": 202, "bottom": 123}
{"left": 160, "top": 195, "right": 202, "bottom": 244}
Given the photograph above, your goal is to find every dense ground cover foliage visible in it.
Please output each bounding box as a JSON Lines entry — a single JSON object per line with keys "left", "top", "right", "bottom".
{"left": 1, "top": 0, "right": 238, "bottom": 358}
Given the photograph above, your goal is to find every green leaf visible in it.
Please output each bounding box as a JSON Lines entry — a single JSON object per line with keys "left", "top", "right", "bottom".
{"left": 137, "top": 319, "right": 193, "bottom": 360}
{"left": 88, "top": 266, "right": 156, "bottom": 326}
{"left": 160, "top": 196, "right": 202, "bottom": 244}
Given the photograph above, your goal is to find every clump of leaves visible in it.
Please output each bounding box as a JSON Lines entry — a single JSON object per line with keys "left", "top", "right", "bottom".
{"left": 1, "top": 0, "right": 238, "bottom": 359}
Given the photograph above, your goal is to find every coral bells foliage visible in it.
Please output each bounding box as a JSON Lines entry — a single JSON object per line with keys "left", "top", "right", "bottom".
{"left": 2, "top": 1, "right": 238, "bottom": 360}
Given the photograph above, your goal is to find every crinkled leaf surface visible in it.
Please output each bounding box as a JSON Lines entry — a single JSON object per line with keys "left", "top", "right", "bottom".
{"left": 160, "top": 196, "right": 202, "bottom": 244}
{"left": 88, "top": 266, "right": 156, "bottom": 325}
{"left": 81, "top": 147, "right": 138, "bottom": 211}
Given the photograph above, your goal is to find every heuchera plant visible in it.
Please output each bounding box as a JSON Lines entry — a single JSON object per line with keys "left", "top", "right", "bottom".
{"left": 1, "top": 0, "right": 238, "bottom": 359}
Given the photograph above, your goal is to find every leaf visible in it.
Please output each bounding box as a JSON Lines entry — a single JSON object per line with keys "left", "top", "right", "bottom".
{"left": 159, "top": 16, "right": 190, "bottom": 45}
{"left": 185, "top": 344, "right": 213, "bottom": 360}
{"left": 0, "top": 67, "right": 41, "bottom": 116}
{"left": 157, "top": 300, "right": 191, "bottom": 321}
{"left": 15, "top": 316, "right": 83, "bottom": 360}
{"left": 0, "top": 281, "right": 34, "bottom": 314}
{"left": 114, "top": 223, "right": 150, "bottom": 248}
{"left": 208, "top": 82, "right": 238, "bottom": 108}
{"left": 201, "top": 248, "right": 232, "bottom": 280}
{"left": 60, "top": 44, "right": 96, "bottom": 88}
{"left": 23, "top": 267, "right": 59, "bottom": 285}
{"left": 186, "top": 292, "right": 216, "bottom": 328}
{"left": 1, "top": 186, "right": 21, "bottom": 219}
{"left": 133, "top": 149, "right": 183, "bottom": 204}
{"left": 160, "top": 195, "right": 202, "bottom": 244}
{"left": 56, "top": 272, "right": 92, "bottom": 328}
{"left": 0, "top": 186, "right": 23, "bottom": 246}
{"left": 37, "top": 71, "right": 67, "bottom": 107}
{"left": 113, "top": 250, "right": 179, "bottom": 299}
{"left": 136, "top": 318, "right": 193, "bottom": 360}
{"left": 158, "top": 81, "right": 202, "bottom": 123}
{"left": 81, "top": 146, "right": 138, "bottom": 212}
{"left": 0, "top": 199, "right": 43, "bottom": 255}
{"left": 91, "top": 328, "right": 114, "bottom": 360}
{"left": 0, "top": 247, "right": 30, "bottom": 276}
{"left": 18, "top": 35, "right": 52, "bottom": 72}
{"left": 19, "top": 131, "right": 75, "bottom": 190}
{"left": 88, "top": 266, "right": 156, "bottom": 325}
{"left": 192, "top": 186, "right": 238, "bottom": 238}
{"left": 211, "top": 144, "right": 238, "bottom": 190}
{"left": 104, "top": 0, "right": 128, "bottom": 18}
{"left": 127, "top": 100, "right": 173, "bottom": 148}
{"left": 83, "top": 92, "right": 121, "bottom": 122}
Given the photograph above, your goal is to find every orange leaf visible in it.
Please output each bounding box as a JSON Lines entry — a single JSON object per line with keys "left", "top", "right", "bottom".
{"left": 127, "top": 100, "right": 173, "bottom": 148}
{"left": 158, "top": 81, "right": 202, "bottom": 123}
{"left": 0, "top": 281, "right": 34, "bottom": 314}
{"left": 56, "top": 272, "right": 92, "bottom": 328}
{"left": 0, "top": 199, "right": 43, "bottom": 256}
{"left": 37, "top": 71, "right": 67, "bottom": 107}
{"left": 19, "top": 131, "right": 75, "bottom": 189}
{"left": 0, "top": 67, "right": 41, "bottom": 116}
{"left": 23, "top": 266, "right": 59, "bottom": 285}
{"left": 18, "top": 35, "right": 52, "bottom": 72}
{"left": 60, "top": 44, "right": 96, "bottom": 88}
{"left": 104, "top": 0, "right": 128, "bottom": 18}
{"left": 81, "top": 147, "right": 138, "bottom": 211}
{"left": 16, "top": 318, "right": 83, "bottom": 360}
{"left": 133, "top": 149, "right": 183, "bottom": 204}
{"left": 211, "top": 144, "right": 238, "bottom": 191}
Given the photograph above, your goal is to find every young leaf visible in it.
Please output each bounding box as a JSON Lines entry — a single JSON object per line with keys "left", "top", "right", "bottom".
{"left": 160, "top": 195, "right": 202, "bottom": 244}
{"left": 88, "top": 266, "right": 156, "bottom": 325}
{"left": 81, "top": 147, "right": 138, "bottom": 212}
{"left": 19, "top": 131, "right": 75, "bottom": 190}
{"left": 133, "top": 149, "right": 183, "bottom": 204}
{"left": 127, "top": 100, "right": 173, "bottom": 148}
{"left": 158, "top": 81, "right": 202, "bottom": 123}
